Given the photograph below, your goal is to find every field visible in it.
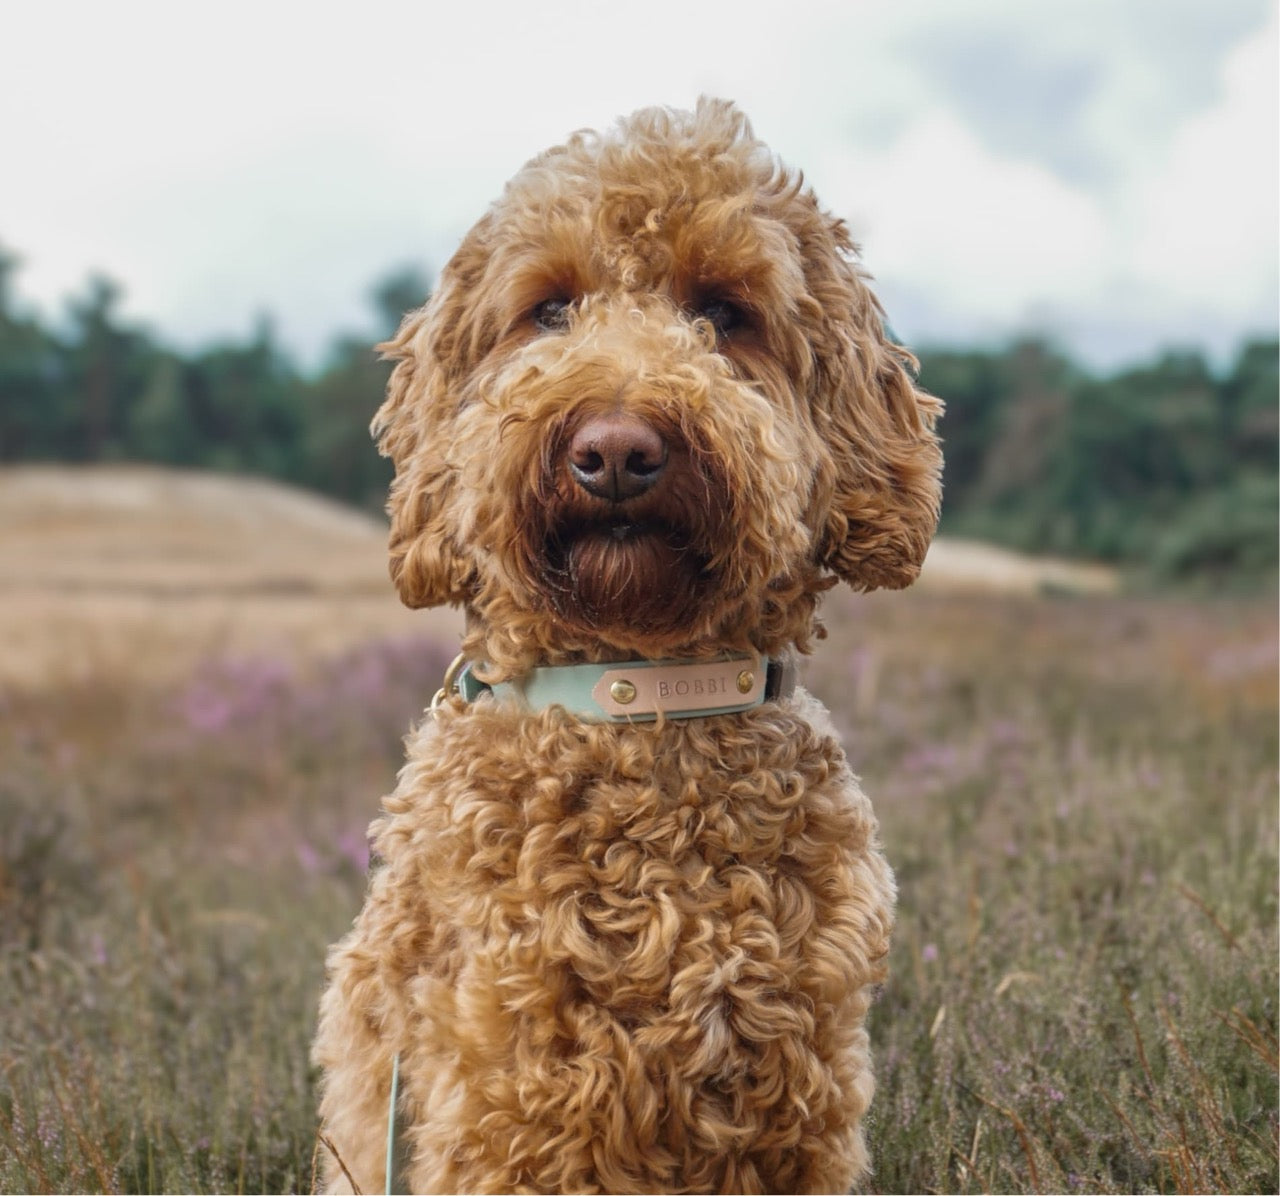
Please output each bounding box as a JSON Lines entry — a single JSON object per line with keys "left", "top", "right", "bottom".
{"left": 0, "top": 467, "right": 1275, "bottom": 1194}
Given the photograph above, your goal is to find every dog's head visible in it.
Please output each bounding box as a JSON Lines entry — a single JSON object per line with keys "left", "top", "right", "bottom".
{"left": 374, "top": 99, "right": 942, "bottom": 673}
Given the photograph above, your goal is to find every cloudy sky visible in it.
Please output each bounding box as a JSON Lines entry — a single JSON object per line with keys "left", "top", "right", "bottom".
{"left": 3, "top": 0, "right": 1276, "bottom": 371}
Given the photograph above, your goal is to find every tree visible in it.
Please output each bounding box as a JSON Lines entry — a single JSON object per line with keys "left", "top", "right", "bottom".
{"left": 370, "top": 265, "right": 431, "bottom": 340}
{"left": 127, "top": 353, "right": 195, "bottom": 463}
{"left": 1222, "top": 338, "right": 1279, "bottom": 472}
{"left": 0, "top": 247, "right": 68, "bottom": 460}
{"left": 64, "top": 274, "right": 151, "bottom": 461}
{"left": 297, "top": 336, "right": 393, "bottom": 509}
{"left": 183, "top": 315, "right": 304, "bottom": 477}
{"left": 914, "top": 347, "right": 1010, "bottom": 513}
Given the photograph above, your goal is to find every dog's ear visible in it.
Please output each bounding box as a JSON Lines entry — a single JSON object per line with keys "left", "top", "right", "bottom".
{"left": 371, "top": 242, "right": 491, "bottom": 609}
{"left": 372, "top": 305, "right": 465, "bottom": 609}
{"left": 806, "top": 221, "right": 943, "bottom": 592}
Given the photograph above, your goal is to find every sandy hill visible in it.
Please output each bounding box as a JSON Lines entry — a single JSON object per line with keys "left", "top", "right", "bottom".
{"left": 917, "top": 536, "right": 1116, "bottom": 597}
{"left": 0, "top": 465, "right": 461, "bottom": 686}
{"left": 0, "top": 465, "right": 1115, "bottom": 688}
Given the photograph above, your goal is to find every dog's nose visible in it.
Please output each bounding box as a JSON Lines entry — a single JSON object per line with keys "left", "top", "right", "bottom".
{"left": 568, "top": 413, "right": 668, "bottom": 502}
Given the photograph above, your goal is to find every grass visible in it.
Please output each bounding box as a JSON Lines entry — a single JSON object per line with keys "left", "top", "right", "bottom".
{"left": 816, "top": 594, "right": 1277, "bottom": 1194}
{"left": 0, "top": 588, "right": 1275, "bottom": 1194}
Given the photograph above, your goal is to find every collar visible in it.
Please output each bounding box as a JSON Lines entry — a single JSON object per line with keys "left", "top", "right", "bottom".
{"left": 435, "top": 651, "right": 796, "bottom": 724}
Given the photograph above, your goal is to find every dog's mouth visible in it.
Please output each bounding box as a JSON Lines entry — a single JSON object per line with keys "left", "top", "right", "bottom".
{"left": 581, "top": 517, "right": 674, "bottom": 544}
{"left": 515, "top": 414, "right": 736, "bottom": 641}
{"left": 542, "top": 513, "right": 712, "bottom": 633}
{"left": 605, "top": 521, "right": 644, "bottom": 542}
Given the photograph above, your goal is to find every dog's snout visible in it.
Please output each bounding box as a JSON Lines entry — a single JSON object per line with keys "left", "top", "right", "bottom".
{"left": 568, "top": 413, "right": 668, "bottom": 502}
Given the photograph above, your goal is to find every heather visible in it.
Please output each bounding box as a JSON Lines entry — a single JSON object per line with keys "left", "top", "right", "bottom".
{"left": 1, "top": 590, "right": 1276, "bottom": 1194}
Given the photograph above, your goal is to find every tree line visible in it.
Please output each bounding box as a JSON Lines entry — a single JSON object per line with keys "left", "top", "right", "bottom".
{"left": 0, "top": 249, "right": 1275, "bottom": 583}
{"left": 928, "top": 337, "right": 1276, "bottom": 582}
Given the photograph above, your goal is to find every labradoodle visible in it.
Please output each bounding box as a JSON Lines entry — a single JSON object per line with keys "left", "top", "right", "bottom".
{"left": 313, "top": 98, "right": 942, "bottom": 1194}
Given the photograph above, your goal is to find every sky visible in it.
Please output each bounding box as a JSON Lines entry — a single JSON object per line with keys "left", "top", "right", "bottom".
{"left": 2, "top": 0, "right": 1276, "bottom": 372}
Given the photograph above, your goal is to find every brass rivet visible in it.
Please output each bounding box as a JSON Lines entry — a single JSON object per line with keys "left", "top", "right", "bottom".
{"left": 736, "top": 670, "right": 755, "bottom": 694}
{"left": 610, "top": 679, "right": 637, "bottom": 705}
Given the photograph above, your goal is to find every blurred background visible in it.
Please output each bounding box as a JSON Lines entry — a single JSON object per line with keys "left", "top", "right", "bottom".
{"left": 0, "top": 0, "right": 1275, "bottom": 584}
{"left": 1, "top": 3, "right": 1276, "bottom": 1193}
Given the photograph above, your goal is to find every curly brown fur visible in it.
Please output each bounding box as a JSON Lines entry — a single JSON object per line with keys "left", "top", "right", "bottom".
{"left": 313, "top": 98, "right": 941, "bottom": 1194}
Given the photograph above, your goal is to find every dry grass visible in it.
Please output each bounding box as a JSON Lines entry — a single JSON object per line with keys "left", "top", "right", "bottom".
{"left": 814, "top": 589, "right": 1278, "bottom": 1194}
{"left": 0, "top": 466, "right": 1273, "bottom": 1194}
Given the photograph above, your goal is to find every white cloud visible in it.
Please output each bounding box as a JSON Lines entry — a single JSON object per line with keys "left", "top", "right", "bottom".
{"left": 823, "top": 113, "right": 1109, "bottom": 324}
{"left": 810, "top": 3, "right": 1279, "bottom": 361}
{"left": 1123, "top": 7, "right": 1279, "bottom": 320}
{"left": 1, "top": 0, "right": 1275, "bottom": 367}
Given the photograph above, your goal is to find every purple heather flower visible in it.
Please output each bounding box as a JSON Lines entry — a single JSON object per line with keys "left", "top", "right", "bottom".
{"left": 337, "top": 827, "right": 370, "bottom": 873}
{"left": 296, "top": 840, "right": 322, "bottom": 874}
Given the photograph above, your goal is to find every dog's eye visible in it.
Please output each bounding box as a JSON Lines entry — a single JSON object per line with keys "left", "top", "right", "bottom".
{"left": 697, "top": 298, "right": 746, "bottom": 339}
{"left": 532, "top": 297, "right": 573, "bottom": 333}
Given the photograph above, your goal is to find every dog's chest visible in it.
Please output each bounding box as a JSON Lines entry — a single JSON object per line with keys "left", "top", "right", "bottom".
{"left": 392, "top": 705, "right": 872, "bottom": 1055}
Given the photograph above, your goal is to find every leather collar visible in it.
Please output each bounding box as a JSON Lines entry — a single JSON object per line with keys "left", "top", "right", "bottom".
{"left": 437, "top": 651, "right": 797, "bottom": 723}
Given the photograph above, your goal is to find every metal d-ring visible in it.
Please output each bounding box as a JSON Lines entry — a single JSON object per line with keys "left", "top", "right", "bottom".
{"left": 429, "top": 653, "right": 468, "bottom": 715}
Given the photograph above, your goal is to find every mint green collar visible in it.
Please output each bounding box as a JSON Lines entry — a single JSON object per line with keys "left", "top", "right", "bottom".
{"left": 441, "top": 651, "right": 795, "bottom": 723}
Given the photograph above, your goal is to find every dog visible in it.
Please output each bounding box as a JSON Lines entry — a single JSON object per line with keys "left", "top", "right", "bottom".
{"left": 313, "top": 98, "right": 942, "bottom": 1194}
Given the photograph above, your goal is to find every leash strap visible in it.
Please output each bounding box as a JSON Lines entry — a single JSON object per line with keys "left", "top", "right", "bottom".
{"left": 386, "top": 1052, "right": 403, "bottom": 1195}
